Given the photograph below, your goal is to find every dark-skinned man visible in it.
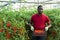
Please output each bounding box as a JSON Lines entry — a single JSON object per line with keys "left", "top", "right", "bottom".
{"left": 30, "top": 5, "right": 51, "bottom": 40}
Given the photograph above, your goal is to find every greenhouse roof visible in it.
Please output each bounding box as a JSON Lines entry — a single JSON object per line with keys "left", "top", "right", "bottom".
{"left": 0, "top": 0, "right": 60, "bottom": 10}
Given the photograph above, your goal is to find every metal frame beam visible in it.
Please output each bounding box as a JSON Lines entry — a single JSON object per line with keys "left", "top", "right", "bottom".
{"left": 0, "top": 1, "right": 60, "bottom": 4}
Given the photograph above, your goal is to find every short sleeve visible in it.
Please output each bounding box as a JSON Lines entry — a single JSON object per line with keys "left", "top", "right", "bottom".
{"left": 45, "top": 16, "right": 51, "bottom": 24}
{"left": 31, "top": 16, "right": 34, "bottom": 23}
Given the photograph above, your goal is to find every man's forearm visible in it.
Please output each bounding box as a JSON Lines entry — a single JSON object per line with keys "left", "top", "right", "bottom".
{"left": 47, "top": 24, "right": 51, "bottom": 28}
{"left": 28, "top": 23, "right": 34, "bottom": 31}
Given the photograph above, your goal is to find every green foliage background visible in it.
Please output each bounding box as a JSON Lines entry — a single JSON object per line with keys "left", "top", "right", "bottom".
{"left": 0, "top": 7, "right": 60, "bottom": 40}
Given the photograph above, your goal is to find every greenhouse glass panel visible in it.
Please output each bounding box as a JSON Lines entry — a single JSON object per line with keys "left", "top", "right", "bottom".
{"left": 0, "top": 0, "right": 11, "bottom": 1}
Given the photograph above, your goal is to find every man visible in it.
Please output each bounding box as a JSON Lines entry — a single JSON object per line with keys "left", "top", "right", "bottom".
{"left": 30, "top": 5, "right": 51, "bottom": 40}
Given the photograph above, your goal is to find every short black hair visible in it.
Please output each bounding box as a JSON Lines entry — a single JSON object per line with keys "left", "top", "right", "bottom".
{"left": 37, "top": 5, "right": 42, "bottom": 9}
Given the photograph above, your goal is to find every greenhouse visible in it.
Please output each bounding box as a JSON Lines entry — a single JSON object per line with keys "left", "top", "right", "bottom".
{"left": 0, "top": 0, "right": 60, "bottom": 40}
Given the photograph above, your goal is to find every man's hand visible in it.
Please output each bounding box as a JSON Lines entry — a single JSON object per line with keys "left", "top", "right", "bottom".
{"left": 28, "top": 23, "right": 34, "bottom": 31}
{"left": 45, "top": 24, "right": 51, "bottom": 31}
{"left": 31, "top": 26, "right": 34, "bottom": 31}
{"left": 45, "top": 27, "right": 49, "bottom": 31}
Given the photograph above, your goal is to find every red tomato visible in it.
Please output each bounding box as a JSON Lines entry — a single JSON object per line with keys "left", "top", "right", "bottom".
{"left": 6, "top": 22, "right": 11, "bottom": 28}
{"left": 5, "top": 30, "right": 12, "bottom": 39}
{"left": 12, "top": 27, "right": 17, "bottom": 34}
{"left": 0, "top": 28, "right": 4, "bottom": 32}
{"left": 6, "top": 33, "right": 12, "bottom": 39}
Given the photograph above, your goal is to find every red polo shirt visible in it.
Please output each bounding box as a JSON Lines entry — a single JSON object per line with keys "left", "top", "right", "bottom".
{"left": 31, "top": 13, "right": 51, "bottom": 30}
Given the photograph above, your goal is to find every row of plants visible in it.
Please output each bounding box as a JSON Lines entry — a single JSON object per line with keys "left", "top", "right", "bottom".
{"left": 0, "top": 7, "right": 60, "bottom": 40}
{"left": 0, "top": 8, "right": 28, "bottom": 40}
